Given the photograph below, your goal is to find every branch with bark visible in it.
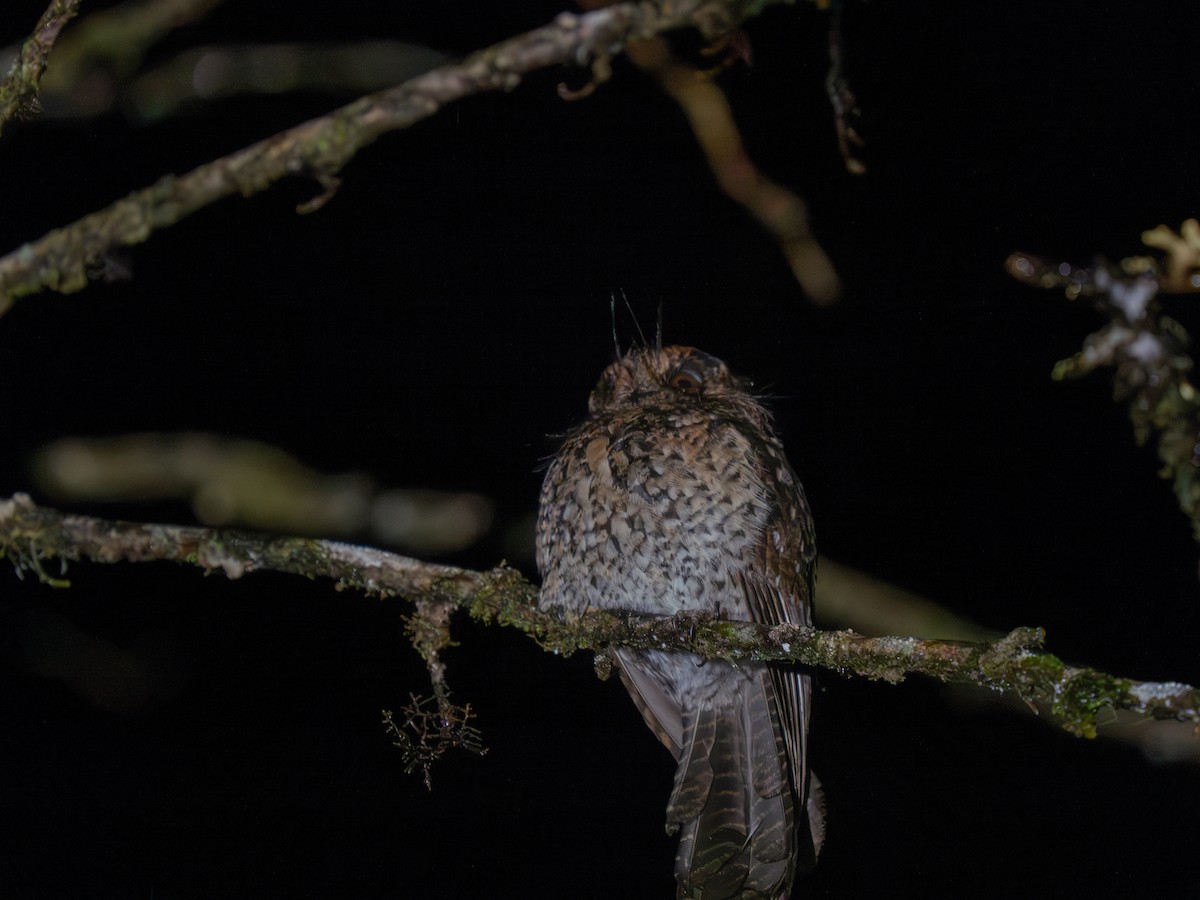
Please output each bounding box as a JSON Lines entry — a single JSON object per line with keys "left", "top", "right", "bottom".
{"left": 3, "top": 492, "right": 1196, "bottom": 743}
{"left": 0, "top": 0, "right": 82, "bottom": 137}
{"left": 0, "top": 0, "right": 792, "bottom": 313}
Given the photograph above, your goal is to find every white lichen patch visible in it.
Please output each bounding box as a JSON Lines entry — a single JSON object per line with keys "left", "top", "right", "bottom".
{"left": 197, "top": 543, "right": 246, "bottom": 579}
{"left": 1125, "top": 332, "right": 1164, "bottom": 365}
{"left": 1095, "top": 268, "right": 1156, "bottom": 321}
{"left": 1129, "top": 680, "right": 1193, "bottom": 705}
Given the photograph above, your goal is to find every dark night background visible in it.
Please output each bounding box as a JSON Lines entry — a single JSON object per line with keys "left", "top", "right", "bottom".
{"left": 2, "top": 1, "right": 1200, "bottom": 897}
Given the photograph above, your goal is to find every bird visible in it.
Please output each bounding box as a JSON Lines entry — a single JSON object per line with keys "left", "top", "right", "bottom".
{"left": 536, "top": 344, "right": 823, "bottom": 899}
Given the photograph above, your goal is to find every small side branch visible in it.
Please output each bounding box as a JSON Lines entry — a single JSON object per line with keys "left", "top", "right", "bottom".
{"left": 3, "top": 493, "right": 1196, "bottom": 739}
{"left": 1008, "top": 222, "right": 1200, "bottom": 544}
{"left": 0, "top": 0, "right": 83, "bottom": 137}
{"left": 0, "top": 0, "right": 789, "bottom": 312}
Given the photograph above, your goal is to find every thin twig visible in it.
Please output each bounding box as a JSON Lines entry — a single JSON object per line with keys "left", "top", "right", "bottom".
{"left": 0, "top": 0, "right": 83, "bottom": 137}
{"left": 0, "top": 0, "right": 789, "bottom": 313}
{"left": 626, "top": 35, "right": 841, "bottom": 304}
{"left": 2, "top": 492, "right": 1196, "bottom": 740}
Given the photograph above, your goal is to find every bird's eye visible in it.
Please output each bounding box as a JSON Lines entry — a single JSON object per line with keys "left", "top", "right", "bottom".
{"left": 669, "top": 364, "right": 704, "bottom": 395}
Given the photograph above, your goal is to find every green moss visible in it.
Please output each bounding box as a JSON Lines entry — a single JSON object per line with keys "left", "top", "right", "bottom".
{"left": 1050, "top": 672, "right": 1133, "bottom": 739}
{"left": 467, "top": 566, "right": 535, "bottom": 624}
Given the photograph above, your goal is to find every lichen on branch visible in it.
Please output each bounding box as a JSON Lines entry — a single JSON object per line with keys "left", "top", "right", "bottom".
{"left": 1008, "top": 221, "right": 1200, "bottom": 543}
{"left": 2, "top": 492, "right": 1195, "bottom": 741}
{"left": 0, "top": 0, "right": 83, "bottom": 137}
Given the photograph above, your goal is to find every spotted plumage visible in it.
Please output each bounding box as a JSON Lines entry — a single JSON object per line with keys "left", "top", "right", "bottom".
{"left": 536, "top": 346, "right": 822, "bottom": 899}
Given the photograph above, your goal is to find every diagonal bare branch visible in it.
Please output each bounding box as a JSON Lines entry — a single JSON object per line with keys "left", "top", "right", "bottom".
{"left": 2, "top": 492, "right": 1196, "bottom": 741}
{"left": 0, "top": 0, "right": 790, "bottom": 314}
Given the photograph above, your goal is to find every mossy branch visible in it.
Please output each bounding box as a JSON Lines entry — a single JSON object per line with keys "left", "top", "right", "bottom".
{"left": 0, "top": 0, "right": 83, "bottom": 137}
{"left": 3, "top": 492, "right": 1195, "bottom": 740}
{"left": 0, "top": 0, "right": 791, "bottom": 312}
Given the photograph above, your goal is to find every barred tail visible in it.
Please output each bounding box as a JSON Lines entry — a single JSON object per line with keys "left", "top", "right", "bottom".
{"left": 668, "top": 667, "right": 799, "bottom": 900}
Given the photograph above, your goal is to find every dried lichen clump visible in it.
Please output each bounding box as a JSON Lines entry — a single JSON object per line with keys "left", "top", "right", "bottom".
{"left": 382, "top": 695, "right": 486, "bottom": 790}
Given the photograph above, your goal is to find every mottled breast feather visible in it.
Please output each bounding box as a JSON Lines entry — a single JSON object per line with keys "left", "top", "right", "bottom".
{"left": 536, "top": 345, "right": 820, "bottom": 899}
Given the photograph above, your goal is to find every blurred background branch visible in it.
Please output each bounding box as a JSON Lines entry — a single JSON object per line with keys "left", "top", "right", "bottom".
{"left": 1, "top": 0, "right": 229, "bottom": 122}
{"left": 32, "top": 433, "right": 493, "bottom": 554}
{"left": 627, "top": 33, "right": 842, "bottom": 304}
{"left": 37, "top": 0, "right": 227, "bottom": 109}
{"left": 572, "top": 0, "right": 844, "bottom": 303}
{"left": 123, "top": 41, "right": 449, "bottom": 122}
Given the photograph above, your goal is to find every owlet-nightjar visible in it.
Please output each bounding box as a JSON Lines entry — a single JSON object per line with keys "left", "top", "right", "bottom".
{"left": 536, "top": 345, "right": 823, "bottom": 899}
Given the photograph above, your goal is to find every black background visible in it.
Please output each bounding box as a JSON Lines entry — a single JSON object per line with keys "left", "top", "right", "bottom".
{"left": 2, "top": 1, "right": 1200, "bottom": 897}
